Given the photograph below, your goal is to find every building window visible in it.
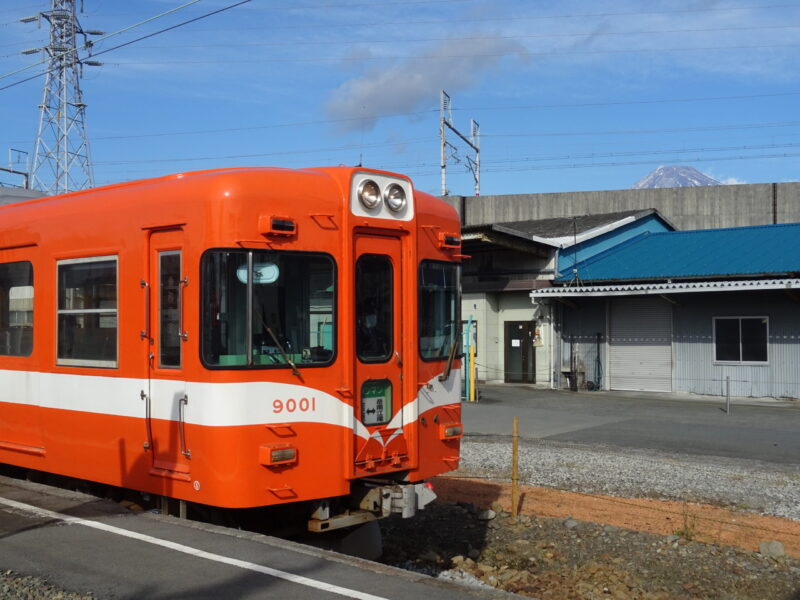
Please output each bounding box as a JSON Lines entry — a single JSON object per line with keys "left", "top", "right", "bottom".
{"left": 0, "top": 261, "right": 33, "bottom": 357}
{"left": 57, "top": 256, "right": 118, "bottom": 368}
{"left": 713, "top": 316, "right": 768, "bottom": 364}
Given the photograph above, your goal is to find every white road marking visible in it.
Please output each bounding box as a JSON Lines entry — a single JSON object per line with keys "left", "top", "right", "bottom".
{"left": 0, "top": 496, "right": 389, "bottom": 600}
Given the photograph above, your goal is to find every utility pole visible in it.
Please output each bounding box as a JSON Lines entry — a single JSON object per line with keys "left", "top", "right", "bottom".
{"left": 21, "top": 1, "right": 103, "bottom": 194}
{"left": 0, "top": 150, "right": 30, "bottom": 189}
{"left": 439, "top": 90, "right": 480, "bottom": 197}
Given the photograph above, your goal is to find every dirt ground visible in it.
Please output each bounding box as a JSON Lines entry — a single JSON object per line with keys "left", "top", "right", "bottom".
{"left": 433, "top": 476, "right": 800, "bottom": 558}
{"left": 380, "top": 476, "right": 800, "bottom": 600}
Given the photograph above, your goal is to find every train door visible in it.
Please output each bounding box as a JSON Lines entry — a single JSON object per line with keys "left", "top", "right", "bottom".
{"left": 0, "top": 256, "right": 41, "bottom": 455}
{"left": 146, "top": 230, "right": 190, "bottom": 478}
{"left": 353, "top": 234, "right": 408, "bottom": 476}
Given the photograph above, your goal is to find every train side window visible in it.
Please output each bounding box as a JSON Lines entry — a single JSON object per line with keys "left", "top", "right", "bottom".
{"left": 56, "top": 256, "right": 118, "bottom": 368}
{"left": 0, "top": 261, "right": 33, "bottom": 357}
{"left": 159, "top": 251, "right": 181, "bottom": 369}
{"left": 418, "top": 260, "right": 461, "bottom": 361}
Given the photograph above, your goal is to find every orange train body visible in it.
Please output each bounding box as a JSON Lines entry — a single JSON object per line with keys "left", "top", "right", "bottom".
{"left": 0, "top": 166, "right": 463, "bottom": 522}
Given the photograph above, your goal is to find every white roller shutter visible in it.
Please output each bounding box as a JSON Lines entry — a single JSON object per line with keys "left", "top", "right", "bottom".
{"left": 609, "top": 297, "right": 672, "bottom": 392}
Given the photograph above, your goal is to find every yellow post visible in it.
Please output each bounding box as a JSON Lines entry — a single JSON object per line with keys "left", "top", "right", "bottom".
{"left": 469, "top": 345, "right": 476, "bottom": 402}
{"left": 512, "top": 416, "right": 519, "bottom": 518}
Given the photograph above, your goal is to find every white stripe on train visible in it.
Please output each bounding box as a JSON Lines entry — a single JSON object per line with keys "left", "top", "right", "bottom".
{"left": 0, "top": 369, "right": 460, "bottom": 444}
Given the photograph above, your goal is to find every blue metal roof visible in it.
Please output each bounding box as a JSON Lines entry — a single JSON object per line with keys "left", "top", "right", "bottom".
{"left": 555, "top": 222, "right": 800, "bottom": 283}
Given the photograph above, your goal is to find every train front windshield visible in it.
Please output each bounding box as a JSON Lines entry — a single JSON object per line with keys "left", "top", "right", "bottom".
{"left": 201, "top": 250, "right": 335, "bottom": 368}
{"left": 418, "top": 261, "right": 461, "bottom": 360}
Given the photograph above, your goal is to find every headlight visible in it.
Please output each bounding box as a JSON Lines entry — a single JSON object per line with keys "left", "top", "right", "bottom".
{"left": 357, "top": 179, "right": 381, "bottom": 209}
{"left": 384, "top": 183, "right": 406, "bottom": 212}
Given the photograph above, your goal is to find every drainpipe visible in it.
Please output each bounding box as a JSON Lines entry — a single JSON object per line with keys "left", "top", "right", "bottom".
{"left": 772, "top": 183, "right": 778, "bottom": 224}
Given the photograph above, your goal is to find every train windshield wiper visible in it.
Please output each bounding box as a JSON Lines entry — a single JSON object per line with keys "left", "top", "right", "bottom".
{"left": 438, "top": 324, "right": 462, "bottom": 382}
{"left": 266, "top": 326, "right": 301, "bottom": 378}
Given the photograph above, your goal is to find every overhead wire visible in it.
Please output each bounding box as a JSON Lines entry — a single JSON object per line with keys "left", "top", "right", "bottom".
{"left": 104, "top": 41, "right": 800, "bottom": 66}
{"left": 183, "top": 3, "right": 800, "bottom": 32}
{"left": 115, "top": 24, "right": 800, "bottom": 50}
{"left": 484, "top": 121, "right": 800, "bottom": 138}
{"left": 0, "top": 0, "right": 255, "bottom": 94}
{"left": 0, "top": 0, "right": 204, "bottom": 84}
{"left": 481, "top": 142, "right": 800, "bottom": 166}
{"left": 93, "top": 137, "right": 437, "bottom": 166}
{"left": 453, "top": 91, "right": 800, "bottom": 113}
{"left": 482, "top": 152, "right": 800, "bottom": 173}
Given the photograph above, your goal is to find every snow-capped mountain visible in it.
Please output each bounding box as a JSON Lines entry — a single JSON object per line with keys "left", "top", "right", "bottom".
{"left": 631, "top": 166, "right": 721, "bottom": 189}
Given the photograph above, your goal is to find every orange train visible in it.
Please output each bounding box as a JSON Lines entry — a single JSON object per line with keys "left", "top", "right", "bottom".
{"left": 0, "top": 166, "right": 463, "bottom": 530}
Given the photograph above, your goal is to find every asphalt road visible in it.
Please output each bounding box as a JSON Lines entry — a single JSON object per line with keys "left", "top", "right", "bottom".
{"left": 463, "top": 385, "right": 800, "bottom": 464}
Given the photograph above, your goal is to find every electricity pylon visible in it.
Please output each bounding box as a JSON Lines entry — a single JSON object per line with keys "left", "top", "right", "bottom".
{"left": 21, "top": 1, "right": 102, "bottom": 194}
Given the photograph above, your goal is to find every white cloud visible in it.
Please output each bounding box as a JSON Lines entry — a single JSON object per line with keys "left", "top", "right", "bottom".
{"left": 325, "top": 36, "right": 526, "bottom": 132}
{"left": 721, "top": 176, "right": 746, "bottom": 185}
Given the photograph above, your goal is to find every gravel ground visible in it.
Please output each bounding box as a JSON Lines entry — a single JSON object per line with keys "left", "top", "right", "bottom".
{"left": 458, "top": 435, "right": 800, "bottom": 520}
{"left": 0, "top": 570, "right": 93, "bottom": 600}
{"left": 380, "top": 435, "right": 800, "bottom": 599}
{"left": 381, "top": 501, "right": 800, "bottom": 600}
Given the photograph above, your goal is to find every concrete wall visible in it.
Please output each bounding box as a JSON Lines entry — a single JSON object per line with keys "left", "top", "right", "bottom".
{"left": 462, "top": 292, "right": 500, "bottom": 382}
{"left": 0, "top": 188, "right": 43, "bottom": 206}
{"left": 462, "top": 290, "right": 551, "bottom": 383}
{"left": 446, "top": 182, "right": 800, "bottom": 231}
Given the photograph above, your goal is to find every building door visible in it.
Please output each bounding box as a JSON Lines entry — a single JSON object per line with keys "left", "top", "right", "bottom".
{"left": 504, "top": 321, "right": 536, "bottom": 383}
{"left": 352, "top": 234, "right": 408, "bottom": 476}
{"left": 609, "top": 297, "right": 672, "bottom": 392}
{"left": 146, "top": 229, "right": 191, "bottom": 478}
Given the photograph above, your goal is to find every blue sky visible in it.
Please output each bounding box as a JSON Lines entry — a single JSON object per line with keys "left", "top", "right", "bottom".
{"left": 1, "top": 0, "right": 799, "bottom": 196}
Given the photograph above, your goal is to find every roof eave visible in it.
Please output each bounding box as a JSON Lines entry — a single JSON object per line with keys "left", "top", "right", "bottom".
{"left": 531, "top": 278, "right": 800, "bottom": 299}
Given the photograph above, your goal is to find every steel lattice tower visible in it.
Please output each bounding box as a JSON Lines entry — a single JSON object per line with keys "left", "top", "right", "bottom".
{"left": 25, "top": 0, "right": 98, "bottom": 194}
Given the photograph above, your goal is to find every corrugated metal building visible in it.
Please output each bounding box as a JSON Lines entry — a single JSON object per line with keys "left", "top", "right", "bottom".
{"left": 460, "top": 210, "right": 674, "bottom": 384}
{"left": 532, "top": 223, "right": 800, "bottom": 398}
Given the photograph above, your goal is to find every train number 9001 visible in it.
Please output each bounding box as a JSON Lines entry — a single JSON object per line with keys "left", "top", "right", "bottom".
{"left": 273, "top": 397, "right": 317, "bottom": 414}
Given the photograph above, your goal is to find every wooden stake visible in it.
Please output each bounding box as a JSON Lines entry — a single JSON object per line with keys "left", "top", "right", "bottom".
{"left": 512, "top": 416, "right": 519, "bottom": 518}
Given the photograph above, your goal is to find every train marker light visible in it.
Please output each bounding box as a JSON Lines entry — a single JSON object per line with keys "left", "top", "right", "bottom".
{"left": 259, "top": 214, "right": 296, "bottom": 236}
{"left": 438, "top": 232, "right": 461, "bottom": 249}
{"left": 357, "top": 179, "right": 381, "bottom": 209}
{"left": 384, "top": 183, "right": 406, "bottom": 212}
{"left": 439, "top": 423, "right": 463, "bottom": 440}
{"left": 259, "top": 444, "right": 297, "bottom": 466}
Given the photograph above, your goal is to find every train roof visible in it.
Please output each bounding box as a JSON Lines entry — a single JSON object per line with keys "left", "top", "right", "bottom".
{"left": 0, "top": 167, "right": 456, "bottom": 228}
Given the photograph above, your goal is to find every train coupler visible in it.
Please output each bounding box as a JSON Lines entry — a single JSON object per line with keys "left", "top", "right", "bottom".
{"left": 307, "top": 482, "right": 436, "bottom": 532}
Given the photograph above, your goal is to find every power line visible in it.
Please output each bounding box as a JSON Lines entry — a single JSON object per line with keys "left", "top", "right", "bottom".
{"left": 93, "top": 137, "right": 437, "bottom": 166}
{"left": 183, "top": 3, "right": 800, "bottom": 33}
{"left": 483, "top": 152, "right": 800, "bottom": 173}
{"left": 117, "top": 24, "right": 800, "bottom": 50}
{"left": 0, "top": 0, "right": 203, "bottom": 83}
{"left": 8, "top": 98, "right": 798, "bottom": 146}
{"left": 454, "top": 91, "right": 800, "bottom": 113}
{"left": 482, "top": 142, "right": 800, "bottom": 166}
{"left": 87, "top": 0, "right": 252, "bottom": 61}
{"left": 485, "top": 121, "right": 800, "bottom": 139}
{"left": 0, "top": 0, "right": 250, "bottom": 92}
{"left": 103, "top": 41, "right": 800, "bottom": 66}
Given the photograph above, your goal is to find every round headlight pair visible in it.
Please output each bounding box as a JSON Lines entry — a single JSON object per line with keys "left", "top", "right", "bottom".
{"left": 357, "top": 179, "right": 407, "bottom": 213}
